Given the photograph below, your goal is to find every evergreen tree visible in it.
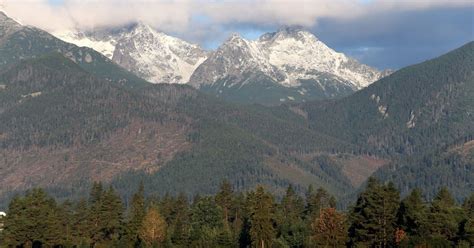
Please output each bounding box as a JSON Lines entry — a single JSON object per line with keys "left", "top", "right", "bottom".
{"left": 305, "top": 186, "right": 334, "bottom": 219}
{"left": 458, "top": 193, "right": 474, "bottom": 245}
{"left": 215, "top": 179, "right": 234, "bottom": 226}
{"left": 170, "top": 193, "right": 191, "bottom": 247}
{"left": 247, "top": 186, "right": 275, "bottom": 248}
{"left": 427, "top": 187, "right": 463, "bottom": 242}
{"left": 277, "top": 185, "right": 306, "bottom": 248}
{"left": 348, "top": 178, "right": 400, "bottom": 247}
{"left": 2, "top": 189, "right": 63, "bottom": 247}
{"left": 127, "top": 182, "right": 146, "bottom": 246}
{"left": 72, "top": 198, "right": 91, "bottom": 245}
{"left": 397, "top": 188, "right": 429, "bottom": 237}
{"left": 100, "top": 186, "right": 124, "bottom": 242}
{"left": 189, "top": 196, "right": 223, "bottom": 246}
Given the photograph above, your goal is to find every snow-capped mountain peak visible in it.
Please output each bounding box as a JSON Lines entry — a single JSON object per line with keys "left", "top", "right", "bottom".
{"left": 54, "top": 23, "right": 208, "bottom": 84}
{"left": 188, "top": 26, "right": 390, "bottom": 104}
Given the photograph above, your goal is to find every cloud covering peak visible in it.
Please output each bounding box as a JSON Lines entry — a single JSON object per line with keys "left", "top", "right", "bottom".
{"left": 2, "top": 0, "right": 471, "bottom": 32}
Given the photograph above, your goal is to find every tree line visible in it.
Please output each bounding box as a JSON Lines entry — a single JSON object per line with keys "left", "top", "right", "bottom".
{"left": 0, "top": 178, "right": 472, "bottom": 248}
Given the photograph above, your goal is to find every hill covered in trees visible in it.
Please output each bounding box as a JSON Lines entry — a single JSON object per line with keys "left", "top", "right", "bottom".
{"left": 0, "top": 180, "right": 472, "bottom": 247}
{"left": 300, "top": 42, "right": 474, "bottom": 200}
{"left": 0, "top": 53, "right": 359, "bottom": 206}
{"left": 0, "top": 8, "right": 472, "bottom": 213}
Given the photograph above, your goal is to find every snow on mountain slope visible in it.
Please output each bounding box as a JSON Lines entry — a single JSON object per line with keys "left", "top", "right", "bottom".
{"left": 258, "top": 27, "right": 382, "bottom": 89}
{"left": 54, "top": 23, "right": 207, "bottom": 84}
{"left": 54, "top": 30, "right": 117, "bottom": 59}
{"left": 190, "top": 26, "right": 386, "bottom": 91}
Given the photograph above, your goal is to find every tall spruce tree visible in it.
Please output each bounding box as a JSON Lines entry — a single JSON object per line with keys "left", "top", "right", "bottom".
{"left": 170, "top": 193, "right": 191, "bottom": 247}
{"left": 247, "top": 186, "right": 275, "bottom": 248}
{"left": 348, "top": 178, "right": 400, "bottom": 247}
{"left": 3, "top": 189, "right": 63, "bottom": 247}
{"left": 215, "top": 180, "right": 234, "bottom": 226}
{"left": 277, "top": 185, "right": 306, "bottom": 248}
{"left": 458, "top": 193, "right": 474, "bottom": 245}
{"left": 127, "top": 182, "right": 146, "bottom": 246}
{"left": 427, "top": 187, "right": 463, "bottom": 242}
{"left": 397, "top": 188, "right": 429, "bottom": 237}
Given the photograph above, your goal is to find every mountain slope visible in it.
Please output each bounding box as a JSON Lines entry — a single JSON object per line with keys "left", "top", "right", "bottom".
{"left": 0, "top": 53, "right": 359, "bottom": 205}
{"left": 301, "top": 41, "right": 474, "bottom": 199}
{"left": 0, "top": 12, "right": 148, "bottom": 88}
{"left": 189, "top": 27, "right": 387, "bottom": 105}
{"left": 54, "top": 23, "right": 208, "bottom": 84}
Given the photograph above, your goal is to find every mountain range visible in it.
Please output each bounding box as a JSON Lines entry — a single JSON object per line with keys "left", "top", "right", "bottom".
{"left": 54, "top": 23, "right": 390, "bottom": 105}
{"left": 0, "top": 11, "right": 472, "bottom": 207}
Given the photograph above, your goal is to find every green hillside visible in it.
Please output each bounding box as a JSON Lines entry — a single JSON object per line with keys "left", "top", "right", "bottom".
{"left": 0, "top": 54, "right": 357, "bottom": 206}
{"left": 301, "top": 41, "right": 474, "bottom": 199}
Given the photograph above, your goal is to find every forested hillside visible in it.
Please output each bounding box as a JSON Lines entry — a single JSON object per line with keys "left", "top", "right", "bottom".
{"left": 0, "top": 9, "right": 472, "bottom": 213}
{"left": 1, "top": 180, "right": 472, "bottom": 247}
{"left": 0, "top": 53, "right": 359, "bottom": 206}
{"left": 300, "top": 42, "right": 474, "bottom": 200}
{"left": 303, "top": 42, "right": 474, "bottom": 157}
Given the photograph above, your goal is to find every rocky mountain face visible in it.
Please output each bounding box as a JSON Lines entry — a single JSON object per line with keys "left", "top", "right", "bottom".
{"left": 54, "top": 23, "right": 208, "bottom": 84}
{"left": 190, "top": 27, "right": 389, "bottom": 104}
{"left": 55, "top": 24, "right": 389, "bottom": 105}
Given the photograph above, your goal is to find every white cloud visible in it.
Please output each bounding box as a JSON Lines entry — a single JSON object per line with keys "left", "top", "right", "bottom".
{"left": 1, "top": 0, "right": 472, "bottom": 33}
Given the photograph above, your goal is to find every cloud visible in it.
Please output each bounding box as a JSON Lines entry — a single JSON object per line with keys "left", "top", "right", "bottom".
{"left": 2, "top": 0, "right": 471, "bottom": 32}
{"left": 1, "top": 0, "right": 472, "bottom": 69}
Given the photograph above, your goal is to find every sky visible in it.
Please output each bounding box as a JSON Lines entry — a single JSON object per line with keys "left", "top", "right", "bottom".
{"left": 1, "top": 0, "right": 473, "bottom": 70}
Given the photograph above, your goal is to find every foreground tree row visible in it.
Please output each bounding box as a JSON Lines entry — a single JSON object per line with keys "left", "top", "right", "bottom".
{"left": 0, "top": 178, "right": 473, "bottom": 248}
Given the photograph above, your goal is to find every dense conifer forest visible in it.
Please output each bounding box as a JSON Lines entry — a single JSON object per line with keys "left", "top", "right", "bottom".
{"left": 1, "top": 180, "right": 472, "bottom": 248}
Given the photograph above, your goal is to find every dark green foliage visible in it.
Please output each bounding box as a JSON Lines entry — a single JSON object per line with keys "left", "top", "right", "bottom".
{"left": 276, "top": 185, "right": 307, "bottom": 247}
{"left": 348, "top": 178, "right": 400, "bottom": 247}
{"left": 2, "top": 181, "right": 472, "bottom": 247}
{"left": 246, "top": 186, "right": 276, "bottom": 248}
{"left": 2, "top": 189, "right": 63, "bottom": 247}
{"left": 397, "top": 188, "right": 429, "bottom": 237}
{"left": 302, "top": 42, "right": 474, "bottom": 201}
{"left": 427, "top": 188, "right": 465, "bottom": 241}
{"left": 126, "top": 182, "right": 146, "bottom": 246}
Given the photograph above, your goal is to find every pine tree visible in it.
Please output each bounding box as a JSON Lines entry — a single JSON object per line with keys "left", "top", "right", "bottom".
{"left": 170, "top": 193, "right": 191, "bottom": 247}
{"left": 305, "top": 186, "right": 333, "bottom": 219}
{"left": 458, "top": 193, "right": 474, "bottom": 245}
{"left": 127, "top": 182, "right": 146, "bottom": 246}
{"left": 427, "top": 187, "right": 462, "bottom": 241}
{"left": 100, "top": 186, "right": 124, "bottom": 242}
{"left": 189, "top": 196, "right": 223, "bottom": 246}
{"left": 72, "top": 198, "right": 91, "bottom": 245}
{"left": 348, "top": 178, "right": 400, "bottom": 247}
{"left": 397, "top": 188, "right": 429, "bottom": 237}
{"left": 215, "top": 179, "right": 234, "bottom": 226}
{"left": 277, "top": 185, "right": 306, "bottom": 247}
{"left": 2, "top": 189, "right": 63, "bottom": 247}
{"left": 88, "top": 182, "right": 105, "bottom": 246}
{"left": 247, "top": 186, "right": 275, "bottom": 248}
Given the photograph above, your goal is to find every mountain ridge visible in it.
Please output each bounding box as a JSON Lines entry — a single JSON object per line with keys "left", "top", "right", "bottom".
{"left": 53, "top": 21, "right": 390, "bottom": 105}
